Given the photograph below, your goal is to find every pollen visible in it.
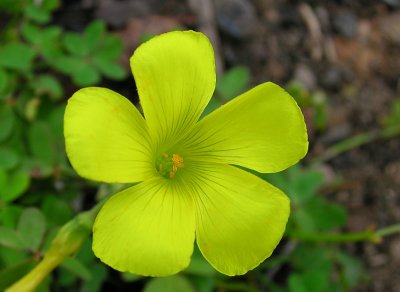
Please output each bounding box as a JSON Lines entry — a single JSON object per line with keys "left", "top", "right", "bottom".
{"left": 172, "top": 154, "right": 184, "bottom": 170}
{"left": 157, "top": 153, "right": 184, "bottom": 179}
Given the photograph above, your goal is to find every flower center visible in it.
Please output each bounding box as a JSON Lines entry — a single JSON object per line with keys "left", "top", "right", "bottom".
{"left": 157, "top": 153, "right": 184, "bottom": 179}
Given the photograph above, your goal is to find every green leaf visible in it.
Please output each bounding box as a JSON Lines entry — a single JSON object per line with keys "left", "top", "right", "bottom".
{"left": 75, "top": 238, "right": 96, "bottom": 264}
{"left": 28, "top": 121, "right": 56, "bottom": 166}
{"left": 0, "top": 168, "right": 6, "bottom": 191}
{"left": 18, "top": 208, "right": 47, "bottom": 251}
{"left": 60, "top": 257, "right": 91, "bottom": 281}
{"left": 0, "top": 0, "right": 25, "bottom": 13}
{"left": 39, "top": 27, "right": 63, "bottom": 61}
{"left": 291, "top": 245, "right": 332, "bottom": 272}
{"left": 85, "top": 20, "right": 106, "bottom": 50}
{"left": 81, "top": 263, "right": 108, "bottom": 292}
{"left": 0, "top": 170, "right": 31, "bottom": 203}
{"left": 184, "top": 248, "right": 215, "bottom": 276}
{"left": 21, "top": 23, "right": 42, "bottom": 45}
{"left": 63, "top": 32, "right": 89, "bottom": 56}
{"left": 58, "top": 265, "right": 77, "bottom": 286}
{"left": 0, "top": 68, "right": 8, "bottom": 93}
{"left": 0, "top": 258, "right": 36, "bottom": 290}
{"left": 0, "top": 204, "right": 23, "bottom": 228}
{"left": 92, "top": 58, "right": 126, "bottom": 80}
{"left": 0, "top": 226, "right": 25, "bottom": 250}
{"left": 288, "top": 273, "right": 309, "bottom": 292}
{"left": 216, "top": 66, "right": 250, "bottom": 100}
{"left": 22, "top": 158, "right": 53, "bottom": 178}
{"left": 294, "top": 197, "right": 348, "bottom": 232}
{"left": 73, "top": 65, "right": 100, "bottom": 86}
{"left": 47, "top": 104, "right": 66, "bottom": 141}
{"left": 336, "top": 252, "right": 365, "bottom": 288}
{"left": 144, "top": 275, "right": 196, "bottom": 292}
{"left": 41, "top": 195, "right": 73, "bottom": 226}
{"left": 42, "top": 0, "right": 60, "bottom": 11}
{"left": 0, "top": 147, "right": 20, "bottom": 170}
{"left": 36, "top": 75, "right": 63, "bottom": 99}
{"left": 24, "top": 3, "right": 51, "bottom": 23}
{"left": 42, "top": 26, "right": 62, "bottom": 41}
{"left": 288, "top": 270, "right": 331, "bottom": 292}
{"left": 0, "top": 247, "right": 29, "bottom": 266}
{"left": 262, "top": 171, "right": 290, "bottom": 193}
{"left": 42, "top": 42, "right": 63, "bottom": 62}
{"left": 185, "top": 256, "right": 215, "bottom": 276}
{"left": 312, "top": 91, "right": 328, "bottom": 130}
{"left": 0, "top": 43, "right": 36, "bottom": 71}
{"left": 264, "top": 166, "right": 325, "bottom": 206}
{"left": 0, "top": 104, "right": 15, "bottom": 142}
{"left": 121, "top": 272, "right": 142, "bottom": 282}
{"left": 201, "top": 98, "right": 222, "bottom": 117}
{"left": 23, "top": 23, "right": 62, "bottom": 47}
{"left": 286, "top": 81, "right": 309, "bottom": 107}
{"left": 291, "top": 169, "right": 324, "bottom": 205}
{"left": 96, "top": 36, "right": 123, "bottom": 60}
{"left": 53, "top": 56, "right": 82, "bottom": 75}
{"left": 188, "top": 275, "right": 216, "bottom": 292}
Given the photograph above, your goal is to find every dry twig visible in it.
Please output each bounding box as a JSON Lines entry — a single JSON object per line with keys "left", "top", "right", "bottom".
{"left": 187, "top": 0, "right": 224, "bottom": 75}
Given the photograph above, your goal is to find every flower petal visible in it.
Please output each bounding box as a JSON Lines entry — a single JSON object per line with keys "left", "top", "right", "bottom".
{"left": 92, "top": 177, "right": 196, "bottom": 276}
{"left": 188, "top": 163, "right": 290, "bottom": 276}
{"left": 181, "top": 82, "right": 308, "bottom": 173}
{"left": 130, "top": 31, "right": 216, "bottom": 150}
{"left": 64, "top": 87, "right": 154, "bottom": 183}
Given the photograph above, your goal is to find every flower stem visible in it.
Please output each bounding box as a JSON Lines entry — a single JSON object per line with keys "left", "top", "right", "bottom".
{"left": 6, "top": 197, "right": 109, "bottom": 292}
{"left": 376, "top": 224, "right": 400, "bottom": 237}
{"left": 288, "top": 223, "right": 400, "bottom": 243}
{"left": 315, "top": 125, "right": 400, "bottom": 163}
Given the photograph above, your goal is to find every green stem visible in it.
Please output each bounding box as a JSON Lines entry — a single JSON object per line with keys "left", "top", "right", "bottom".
{"left": 6, "top": 196, "right": 109, "bottom": 292}
{"left": 376, "top": 224, "right": 400, "bottom": 237}
{"left": 5, "top": 253, "right": 64, "bottom": 292}
{"left": 288, "top": 223, "right": 400, "bottom": 243}
{"left": 315, "top": 125, "right": 400, "bottom": 163}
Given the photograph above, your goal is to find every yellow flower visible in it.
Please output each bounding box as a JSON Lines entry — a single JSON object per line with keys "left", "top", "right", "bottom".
{"left": 64, "top": 31, "right": 308, "bottom": 276}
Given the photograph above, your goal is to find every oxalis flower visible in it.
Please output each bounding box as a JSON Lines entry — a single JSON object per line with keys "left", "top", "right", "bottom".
{"left": 64, "top": 30, "right": 308, "bottom": 276}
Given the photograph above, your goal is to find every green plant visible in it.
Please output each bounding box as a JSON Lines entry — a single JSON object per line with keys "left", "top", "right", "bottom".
{"left": 0, "top": 1, "right": 126, "bottom": 290}
{"left": 287, "top": 80, "right": 328, "bottom": 131}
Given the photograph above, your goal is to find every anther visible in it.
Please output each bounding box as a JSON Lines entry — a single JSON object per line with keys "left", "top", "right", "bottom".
{"left": 157, "top": 153, "right": 184, "bottom": 179}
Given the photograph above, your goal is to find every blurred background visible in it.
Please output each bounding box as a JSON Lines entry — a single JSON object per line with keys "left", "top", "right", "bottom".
{"left": 0, "top": 0, "right": 399, "bottom": 291}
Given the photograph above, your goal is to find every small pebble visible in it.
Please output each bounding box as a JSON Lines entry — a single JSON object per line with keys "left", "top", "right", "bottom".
{"left": 333, "top": 9, "right": 358, "bottom": 38}
{"left": 380, "top": 12, "right": 400, "bottom": 45}
{"left": 383, "top": 0, "right": 400, "bottom": 8}
{"left": 322, "top": 67, "right": 343, "bottom": 90}
{"left": 293, "top": 63, "right": 317, "bottom": 90}
{"left": 215, "top": 0, "right": 257, "bottom": 39}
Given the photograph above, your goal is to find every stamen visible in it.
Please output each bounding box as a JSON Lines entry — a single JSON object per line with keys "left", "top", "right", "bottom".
{"left": 172, "top": 154, "right": 184, "bottom": 168}
{"left": 157, "top": 153, "right": 184, "bottom": 179}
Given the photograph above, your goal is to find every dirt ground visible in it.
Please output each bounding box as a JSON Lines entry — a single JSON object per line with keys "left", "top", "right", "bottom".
{"left": 55, "top": 0, "right": 400, "bottom": 291}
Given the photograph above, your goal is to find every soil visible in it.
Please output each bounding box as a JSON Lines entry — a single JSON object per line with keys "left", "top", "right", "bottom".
{"left": 56, "top": 0, "right": 400, "bottom": 291}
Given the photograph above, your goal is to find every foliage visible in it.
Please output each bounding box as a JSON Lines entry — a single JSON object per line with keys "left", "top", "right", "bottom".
{"left": 261, "top": 166, "right": 366, "bottom": 291}
{"left": 383, "top": 99, "right": 400, "bottom": 128}
{"left": 287, "top": 80, "right": 328, "bottom": 131}
{"left": 0, "top": 1, "right": 125, "bottom": 290}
